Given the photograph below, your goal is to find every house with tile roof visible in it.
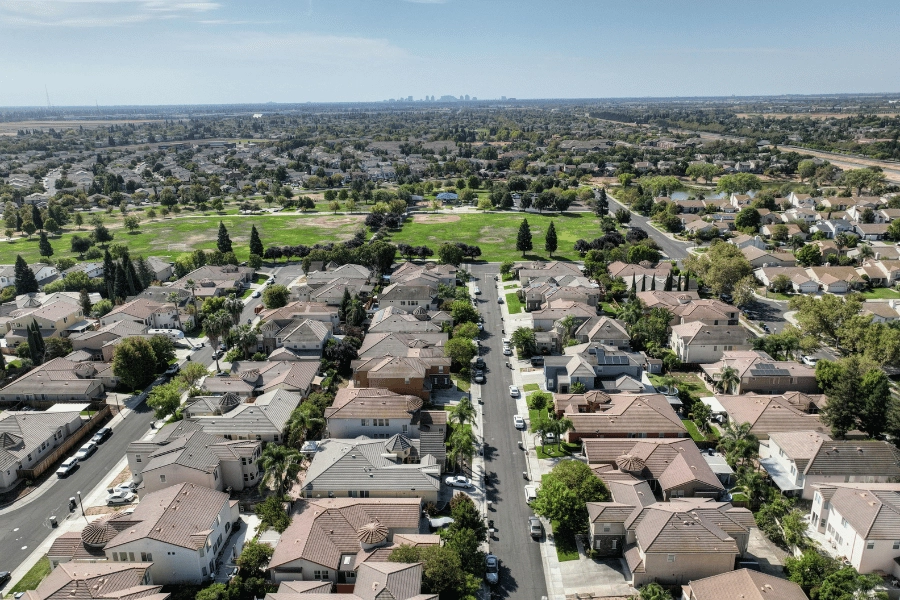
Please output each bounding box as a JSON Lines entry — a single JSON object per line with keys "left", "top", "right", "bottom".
{"left": 572, "top": 316, "right": 630, "bottom": 349}
{"left": 172, "top": 265, "right": 254, "bottom": 299}
{"left": 806, "top": 265, "right": 864, "bottom": 294}
{"left": 740, "top": 246, "right": 797, "bottom": 268}
{"left": 268, "top": 498, "right": 428, "bottom": 584}
{"left": 699, "top": 350, "right": 817, "bottom": 394}
{"left": 390, "top": 261, "right": 457, "bottom": 288}
{"left": 670, "top": 322, "right": 752, "bottom": 364}
{"left": 512, "top": 261, "right": 584, "bottom": 285}
{"left": 184, "top": 388, "right": 303, "bottom": 443}
{"left": 682, "top": 568, "right": 808, "bottom": 600}
{"left": 761, "top": 434, "right": 900, "bottom": 500}
{"left": 204, "top": 361, "right": 318, "bottom": 399}
{"left": 301, "top": 437, "right": 441, "bottom": 502}
{"left": 531, "top": 300, "right": 596, "bottom": 332}
{"left": 351, "top": 356, "right": 451, "bottom": 402}
{"left": 716, "top": 394, "right": 827, "bottom": 441}
{"left": 754, "top": 266, "right": 819, "bottom": 294}
{"left": 3, "top": 292, "right": 88, "bottom": 345}
{"left": 552, "top": 391, "right": 687, "bottom": 442}
{"left": 809, "top": 483, "right": 900, "bottom": 576}
{"left": 266, "top": 561, "right": 437, "bottom": 600}
{"left": 259, "top": 318, "right": 332, "bottom": 358}
{"left": 100, "top": 298, "right": 191, "bottom": 331}
{"left": 324, "top": 388, "right": 446, "bottom": 467}
{"left": 377, "top": 284, "right": 441, "bottom": 312}
{"left": 0, "top": 357, "right": 116, "bottom": 407}
{"left": 608, "top": 261, "right": 675, "bottom": 291}
{"left": 356, "top": 333, "right": 447, "bottom": 360}
{"left": 125, "top": 422, "right": 261, "bottom": 494}
{"left": 257, "top": 302, "right": 340, "bottom": 330}
{"left": 0, "top": 406, "right": 84, "bottom": 490}
{"left": 584, "top": 438, "right": 724, "bottom": 501}
{"left": 22, "top": 562, "right": 167, "bottom": 600}
{"left": 70, "top": 320, "right": 150, "bottom": 361}
{"left": 367, "top": 307, "right": 452, "bottom": 335}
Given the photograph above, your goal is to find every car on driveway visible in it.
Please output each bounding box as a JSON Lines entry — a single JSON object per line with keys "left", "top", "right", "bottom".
{"left": 74, "top": 441, "right": 97, "bottom": 460}
{"left": 801, "top": 355, "right": 819, "bottom": 367}
{"left": 91, "top": 427, "right": 112, "bottom": 444}
{"left": 106, "top": 490, "right": 136, "bottom": 505}
{"left": 56, "top": 457, "right": 78, "bottom": 478}
{"left": 509, "top": 385, "right": 519, "bottom": 397}
{"left": 108, "top": 482, "right": 136, "bottom": 494}
{"left": 529, "top": 516, "right": 543, "bottom": 539}
{"left": 485, "top": 554, "right": 499, "bottom": 585}
{"left": 514, "top": 415, "right": 526, "bottom": 429}
{"left": 444, "top": 475, "right": 473, "bottom": 488}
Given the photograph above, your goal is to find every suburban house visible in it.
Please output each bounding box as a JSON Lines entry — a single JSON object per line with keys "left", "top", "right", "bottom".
{"left": 669, "top": 323, "right": 752, "bottom": 364}
{"left": 761, "top": 433, "right": 900, "bottom": 499}
{"left": 268, "top": 498, "right": 427, "bottom": 583}
{"left": 324, "top": 387, "right": 446, "bottom": 466}
{"left": 71, "top": 320, "right": 150, "bottom": 361}
{"left": 257, "top": 302, "right": 341, "bottom": 330}
{"left": 681, "top": 569, "right": 808, "bottom": 600}
{"left": 356, "top": 333, "right": 447, "bottom": 360}
{"left": 552, "top": 391, "right": 687, "bottom": 441}
{"left": 173, "top": 265, "right": 255, "bottom": 299}
{"left": 0, "top": 263, "right": 59, "bottom": 288}
{"left": 572, "top": 316, "right": 631, "bottom": 348}
{"left": 126, "top": 421, "right": 261, "bottom": 494}
{"left": 0, "top": 406, "right": 84, "bottom": 490}
{"left": 265, "top": 561, "right": 437, "bottom": 600}
{"left": 376, "top": 284, "right": 440, "bottom": 311}
{"left": 806, "top": 266, "right": 864, "bottom": 294}
{"left": 3, "top": 292, "right": 89, "bottom": 345}
{"left": 542, "top": 343, "right": 646, "bottom": 393}
{"left": 202, "top": 361, "right": 318, "bottom": 399}
{"left": 754, "top": 267, "right": 819, "bottom": 294}
{"left": 100, "top": 298, "right": 191, "bottom": 331}
{"left": 367, "top": 307, "right": 452, "bottom": 335}
{"left": 714, "top": 394, "right": 828, "bottom": 440}
{"left": 530, "top": 300, "right": 596, "bottom": 332}
{"left": 728, "top": 235, "right": 767, "bottom": 251}
{"left": 740, "top": 246, "right": 797, "bottom": 268}
{"left": 391, "top": 261, "right": 457, "bottom": 288}
{"left": 21, "top": 562, "right": 166, "bottom": 600}
{"left": 0, "top": 357, "right": 116, "bottom": 407}
{"left": 301, "top": 437, "right": 442, "bottom": 501}
{"left": 184, "top": 388, "right": 303, "bottom": 443}
{"left": 608, "top": 262, "right": 675, "bottom": 291}
{"left": 519, "top": 277, "right": 602, "bottom": 311}
{"left": 290, "top": 264, "right": 374, "bottom": 305}
{"left": 584, "top": 438, "right": 724, "bottom": 500}
{"left": 699, "top": 350, "right": 817, "bottom": 394}
{"left": 810, "top": 219, "right": 854, "bottom": 239}
{"left": 856, "top": 259, "right": 900, "bottom": 288}
{"left": 63, "top": 483, "right": 241, "bottom": 584}
{"left": 809, "top": 483, "right": 900, "bottom": 576}
{"left": 513, "top": 261, "right": 584, "bottom": 285}
{"left": 855, "top": 223, "right": 890, "bottom": 241}
{"left": 258, "top": 318, "right": 332, "bottom": 358}
{"left": 638, "top": 292, "right": 739, "bottom": 327}
{"left": 351, "top": 356, "right": 451, "bottom": 402}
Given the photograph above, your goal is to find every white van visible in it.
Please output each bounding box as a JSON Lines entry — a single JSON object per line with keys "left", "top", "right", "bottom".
{"left": 524, "top": 484, "right": 538, "bottom": 504}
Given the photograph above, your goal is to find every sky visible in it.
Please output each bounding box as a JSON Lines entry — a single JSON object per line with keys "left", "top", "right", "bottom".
{"left": 0, "top": 0, "right": 899, "bottom": 106}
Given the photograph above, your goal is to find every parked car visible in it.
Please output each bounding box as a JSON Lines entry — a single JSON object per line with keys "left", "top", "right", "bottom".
{"left": 473, "top": 370, "right": 485, "bottom": 383}
{"left": 509, "top": 385, "right": 519, "bottom": 397}
{"left": 497, "top": 297, "right": 504, "bottom": 304}
{"left": 91, "top": 427, "right": 112, "bottom": 444}
{"left": 474, "top": 356, "right": 485, "bottom": 369}
{"left": 74, "top": 441, "right": 97, "bottom": 461}
{"left": 56, "top": 457, "right": 78, "bottom": 478}
{"left": 543, "top": 432, "right": 557, "bottom": 444}
{"left": 444, "top": 475, "right": 473, "bottom": 488}
{"left": 719, "top": 293, "right": 733, "bottom": 304}
{"left": 251, "top": 290, "right": 261, "bottom": 298}
{"left": 801, "top": 355, "right": 819, "bottom": 367}
{"left": 514, "top": 415, "right": 526, "bottom": 429}
{"left": 108, "top": 482, "right": 136, "bottom": 494}
{"left": 164, "top": 364, "right": 180, "bottom": 376}
{"left": 106, "top": 491, "right": 136, "bottom": 505}
{"left": 474, "top": 286, "right": 481, "bottom": 295}
{"left": 529, "top": 516, "right": 543, "bottom": 539}
{"left": 0, "top": 571, "right": 11, "bottom": 586}
{"left": 503, "top": 346, "right": 512, "bottom": 356}
{"left": 485, "top": 554, "right": 499, "bottom": 585}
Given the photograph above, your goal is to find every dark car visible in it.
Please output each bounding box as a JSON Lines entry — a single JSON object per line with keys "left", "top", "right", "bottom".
{"left": 474, "top": 356, "right": 485, "bottom": 369}
{"left": 91, "top": 427, "right": 112, "bottom": 444}
{"left": 719, "top": 293, "right": 733, "bottom": 304}
{"left": 0, "top": 571, "right": 11, "bottom": 586}
{"left": 473, "top": 370, "right": 485, "bottom": 383}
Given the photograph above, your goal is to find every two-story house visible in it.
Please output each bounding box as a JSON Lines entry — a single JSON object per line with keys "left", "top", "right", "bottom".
{"left": 0, "top": 407, "right": 84, "bottom": 490}
{"left": 553, "top": 391, "right": 687, "bottom": 442}
{"left": 351, "top": 356, "right": 451, "bottom": 402}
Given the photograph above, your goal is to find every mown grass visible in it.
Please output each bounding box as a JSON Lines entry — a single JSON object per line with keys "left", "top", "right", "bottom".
{"left": 682, "top": 419, "right": 720, "bottom": 443}
{"left": 8, "top": 556, "right": 51, "bottom": 595}
{"left": 505, "top": 293, "right": 523, "bottom": 314}
{"left": 536, "top": 442, "right": 581, "bottom": 459}
{"left": 523, "top": 383, "right": 540, "bottom": 392}
{"left": 551, "top": 522, "right": 581, "bottom": 562}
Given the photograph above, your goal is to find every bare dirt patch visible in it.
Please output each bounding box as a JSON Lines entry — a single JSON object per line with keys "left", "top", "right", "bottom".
{"left": 412, "top": 214, "right": 461, "bottom": 224}
{"left": 479, "top": 225, "right": 515, "bottom": 245}
{"left": 305, "top": 216, "right": 366, "bottom": 229}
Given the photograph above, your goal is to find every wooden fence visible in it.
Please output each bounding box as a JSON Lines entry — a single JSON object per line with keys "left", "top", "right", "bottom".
{"left": 17, "top": 405, "right": 111, "bottom": 480}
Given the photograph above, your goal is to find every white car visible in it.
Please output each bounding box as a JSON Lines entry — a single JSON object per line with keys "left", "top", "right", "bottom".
{"left": 56, "top": 457, "right": 78, "bottom": 478}
{"left": 106, "top": 491, "right": 136, "bottom": 505}
{"left": 473, "top": 286, "right": 481, "bottom": 295}
{"left": 514, "top": 415, "right": 526, "bottom": 429}
{"left": 544, "top": 432, "right": 557, "bottom": 444}
{"left": 801, "top": 355, "right": 819, "bottom": 367}
{"left": 252, "top": 290, "right": 262, "bottom": 298}
{"left": 74, "top": 441, "right": 97, "bottom": 461}
{"left": 444, "top": 475, "right": 473, "bottom": 488}
{"left": 108, "top": 482, "right": 136, "bottom": 494}
{"left": 509, "top": 385, "right": 519, "bottom": 397}
{"left": 503, "top": 346, "right": 512, "bottom": 356}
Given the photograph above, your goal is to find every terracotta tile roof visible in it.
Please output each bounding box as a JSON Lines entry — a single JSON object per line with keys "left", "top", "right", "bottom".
{"left": 716, "top": 395, "right": 827, "bottom": 438}
{"left": 686, "top": 568, "right": 808, "bottom": 600}
{"left": 326, "top": 388, "right": 425, "bottom": 420}
{"left": 559, "top": 393, "right": 687, "bottom": 436}
{"left": 28, "top": 562, "right": 165, "bottom": 600}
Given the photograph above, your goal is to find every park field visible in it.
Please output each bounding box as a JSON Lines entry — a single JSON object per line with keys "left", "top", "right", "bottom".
{"left": 0, "top": 211, "right": 599, "bottom": 266}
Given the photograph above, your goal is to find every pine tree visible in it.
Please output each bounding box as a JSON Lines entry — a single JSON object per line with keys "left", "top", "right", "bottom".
{"left": 340, "top": 288, "right": 352, "bottom": 321}
{"left": 545, "top": 221, "right": 558, "bottom": 257}
{"left": 31, "top": 204, "right": 43, "bottom": 232}
{"left": 79, "top": 288, "right": 92, "bottom": 316}
{"left": 594, "top": 188, "right": 608, "bottom": 216}
{"left": 26, "top": 326, "right": 40, "bottom": 364}
{"left": 516, "top": 219, "right": 533, "bottom": 257}
{"left": 631, "top": 273, "right": 637, "bottom": 290}
{"left": 217, "top": 221, "right": 233, "bottom": 253}
{"left": 677, "top": 274, "right": 683, "bottom": 291}
{"left": 14, "top": 255, "right": 39, "bottom": 295}
{"left": 113, "top": 264, "right": 127, "bottom": 302}
{"left": 650, "top": 275, "right": 656, "bottom": 291}
{"left": 249, "top": 225, "right": 264, "bottom": 257}
{"left": 684, "top": 272, "right": 691, "bottom": 290}
{"left": 664, "top": 272, "right": 673, "bottom": 291}
{"left": 121, "top": 251, "right": 142, "bottom": 296}
{"left": 641, "top": 275, "right": 646, "bottom": 292}
{"left": 38, "top": 231, "right": 53, "bottom": 260}
{"left": 102, "top": 249, "right": 115, "bottom": 296}
{"left": 30, "top": 319, "right": 45, "bottom": 356}
{"left": 135, "top": 256, "right": 153, "bottom": 289}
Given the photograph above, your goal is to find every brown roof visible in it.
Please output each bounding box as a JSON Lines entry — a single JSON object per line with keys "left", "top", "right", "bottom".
{"left": 326, "top": 388, "right": 425, "bottom": 420}
{"left": 687, "top": 569, "right": 808, "bottom": 600}
{"left": 558, "top": 393, "right": 687, "bottom": 436}
{"left": 27, "top": 562, "right": 166, "bottom": 600}
{"left": 804, "top": 440, "right": 900, "bottom": 477}
{"left": 821, "top": 484, "right": 900, "bottom": 539}
{"left": 716, "top": 395, "right": 827, "bottom": 438}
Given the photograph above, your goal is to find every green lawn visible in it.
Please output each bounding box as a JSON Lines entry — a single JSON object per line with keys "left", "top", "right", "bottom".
{"left": 503, "top": 283, "right": 519, "bottom": 290}
{"left": 451, "top": 374, "right": 471, "bottom": 392}
{"left": 523, "top": 383, "right": 540, "bottom": 392}
{"left": 856, "top": 287, "right": 900, "bottom": 299}
{"left": 240, "top": 288, "right": 254, "bottom": 299}
{"left": 550, "top": 522, "right": 580, "bottom": 562}
{"left": 649, "top": 372, "right": 709, "bottom": 405}
{"left": 8, "top": 556, "right": 51, "bottom": 595}
{"left": 682, "top": 419, "right": 720, "bottom": 443}
{"left": 536, "top": 442, "right": 581, "bottom": 459}
{"left": 505, "top": 292, "right": 523, "bottom": 314}
{"left": 252, "top": 274, "right": 269, "bottom": 284}
{"left": 389, "top": 212, "right": 602, "bottom": 263}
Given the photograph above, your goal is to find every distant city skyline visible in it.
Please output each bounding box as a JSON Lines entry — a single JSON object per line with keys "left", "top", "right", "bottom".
{"left": 1, "top": 0, "right": 898, "bottom": 107}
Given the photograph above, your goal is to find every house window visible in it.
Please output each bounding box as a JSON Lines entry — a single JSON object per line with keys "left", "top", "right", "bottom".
{"left": 273, "top": 435, "right": 279, "bottom": 442}
{"left": 360, "top": 490, "right": 370, "bottom": 498}
{"left": 602, "top": 524, "right": 610, "bottom": 533}
{"left": 141, "top": 552, "right": 153, "bottom": 562}
{"left": 112, "top": 553, "right": 118, "bottom": 561}
{"left": 129, "top": 553, "right": 135, "bottom": 561}
{"left": 867, "top": 541, "right": 875, "bottom": 550}
{"left": 611, "top": 540, "right": 617, "bottom": 550}
{"left": 404, "top": 377, "right": 410, "bottom": 385}
{"left": 667, "top": 554, "right": 675, "bottom": 563}
{"left": 893, "top": 541, "right": 899, "bottom": 550}
{"left": 402, "top": 425, "right": 408, "bottom": 434}
{"left": 361, "top": 419, "right": 368, "bottom": 426}
{"left": 842, "top": 518, "right": 848, "bottom": 528}
{"left": 136, "top": 455, "right": 142, "bottom": 463}
{"left": 160, "top": 475, "right": 166, "bottom": 483}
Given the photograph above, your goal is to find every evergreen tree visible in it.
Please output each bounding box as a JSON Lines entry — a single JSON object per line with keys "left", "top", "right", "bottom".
{"left": 631, "top": 273, "right": 637, "bottom": 291}
{"left": 113, "top": 264, "right": 127, "bottom": 302}
{"left": 249, "top": 225, "right": 264, "bottom": 257}
{"left": 135, "top": 256, "right": 153, "bottom": 289}
{"left": 664, "top": 272, "right": 673, "bottom": 291}
{"left": 38, "top": 231, "right": 53, "bottom": 260}
{"left": 14, "top": 255, "right": 39, "bottom": 295}
{"left": 79, "top": 288, "right": 92, "bottom": 316}
{"left": 516, "top": 218, "right": 533, "bottom": 257}
{"left": 641, "top": 275, "right": 646, "bottom": 292}
{"left": 650, "top": 275, "right": 656, "bottom": 291}
{"left": 217, "top": 221, "right": 233, "bottom": 253}
{"left": 120, "top": 251, "right": 141, "bottom": 295}
{"left": 102, "top": 249, "right": 115, "bottom": 297}
{"left": 30, "top": 319, "right": 45, "bottom": 356}
{"left": 594, "top": 188, "right": 608, "bottom": 216}
{"left": 26, "top": 325, "right": 40, "bottom": 364}
{"left": 677, "top": 274, "right": 683, "bottom": 291}
{"left": 545, "top": 221, "right": 558, "bottom": 257}
{"left": 339, "top": 288, "right": 352, "bottom": 322}
{"left": 684, "top": 272, "right": 691, "bottom": 290}
{"left": 31, "top": 204, "right": 43, "bottom": 232}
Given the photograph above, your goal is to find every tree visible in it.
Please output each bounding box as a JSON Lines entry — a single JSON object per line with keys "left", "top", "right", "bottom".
{"left": 785, "top": 549, "right": 840, "bottom": 594}
{"left": 716, "top": 173, "right": 762, "bottom": 194}
{"left": 38, "top": 232, "right": 53, "bottom": 260}
{"left": 734, "top": 207, "right": 761, "bottom": 232}
{"left": 148, "top": 335, "right": 176, "bottom": 373}
{"left": 259, "top": 443, "right": 302, "bottom": 497}
{"left": 112, "top": 337, "right": 157, "bottom": 391}
{"left": 249, "top": 225, "right": 264, "bottom": 257}
{"left": 447, "top": 424, "right": 476, "bottom": 472}
{"left": 449, "top": 395, "right": 476, "bottom": 428}
{"left": 14, "top": 255, "right": 39, "bottom": 295}
{"left": 732, "top": 275, "right": 757, "bottom": 308}
{"left": 389, "top": 544, "right": 467, "bottom": 599}
{"left": 92, "top": 223, "right": 113, "bottom": 246}
{"left": 217, "top": 221, "right": 233, "bottom": 253}
{"left": 79, "top": 288, "right": 92, "bottom": 315}
{"left": 685, "top": 163, "right": 721, "bottom": 183}
{"left": 204, "top": 310, "right": 233, "bottom": 372}
{"left": 262, "top": 284, "right": 290, "bottom": 309}
{"left": 510, "top": 326, "right": 537, "bottom": 357}
{"left": 639, "top": 583, "right": 672, "bottom": 600}
{"left": 614, "top": 207, "right": 631, "bottom": 224}
{"left": 449, "top": 299, "right": 479, "bottom": 324}
{"left": 43, "top": 337, "right": 73, "bottom": 361}
{"left": 437, "top": 242, "right": 464, "bottom": 266}
{"left": 448, "top": 492, "right": 487, "bottom": 543}
{"left": 533, "top": 460, "right": 609, "bottom": 533}
{"left": 545, "top": 220, "right": 558, "bottom": 257}
{"left": 516, "top": 218, "right": 533, "bottom": 257}
{"left": 176, "top": 362, "right": 209, "bottom": 389}
{"left": 691, "top": 401, "right": 712, "bottom": 434}
{"left": 789, "top": 294, "right": 861, "bottom": 347}
{"left": 683, "top": 241, "right": 753, "bottom": 296}
{"left": 733, "top": 469, "right": 769, "bottom": 509}
{"left": 254, "top": 495, "right": 291, "bottom": 533}
{"left": 816, "top": 567, "right": 887, "bottom": 600}
{"left": 70, "top": 235, "right": 93, "bottom": 258}
{"left": 717, "top": 365, "right": 740, "bottom": 395}
{"left": 146, "top": 381, "right": 182, "bottom": 419}
{"left": 123, "top": 214, "right": 140, "bottom": 233}
{"left": 235, "top": 539, "right": 274, "bottom": 578}
{"left": 444, "top": 337, "right": 476, "bottom": 368}
{"left": 797, "top": 160, "right": 817, "bottom": 182}
{"left": 817, "top": 356, "right": 891, "bottom": 439}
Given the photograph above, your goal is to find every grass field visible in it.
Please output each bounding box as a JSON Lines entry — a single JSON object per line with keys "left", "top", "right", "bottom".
{"left": 522, "top": 383, "right": 540, "bottom": 392}
{"left": 8, "top": 556, "right": 51, "bottom": 595}
{"left": 505, "top": 292, "right": 523, "bottom": 314}
{"left": 551, "top": 522, "right": 580, "bottom": 562}
{"left": 682, "top": 419, "right": 720, "bottom": 443}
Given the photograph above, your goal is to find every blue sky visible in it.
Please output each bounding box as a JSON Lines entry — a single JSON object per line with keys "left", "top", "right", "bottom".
{"left": 0, "top": 0, "right": 898, "bottom": 106}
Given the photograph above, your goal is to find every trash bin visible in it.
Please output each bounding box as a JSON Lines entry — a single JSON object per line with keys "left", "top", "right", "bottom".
{"left": 49, "top": 516, "right": 58, "bottom": 528}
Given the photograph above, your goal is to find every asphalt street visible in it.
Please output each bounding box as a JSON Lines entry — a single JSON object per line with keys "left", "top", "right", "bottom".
{"left": 470, "top": 263, "right": 547, "bottom": 600}
{"left": 607, "top": 195, "right": 690, "bottom": 261}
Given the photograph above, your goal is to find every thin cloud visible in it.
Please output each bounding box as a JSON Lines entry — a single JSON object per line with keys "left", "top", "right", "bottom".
{"left": 0, "top": 0, "right": 220, "bottom": 26}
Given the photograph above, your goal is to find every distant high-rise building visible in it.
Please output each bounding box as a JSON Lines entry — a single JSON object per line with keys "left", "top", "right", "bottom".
{"left": 501, "top": 96, "right": 507, "bottom": 101}
{"left": 465, "top": 95, "right": 470, "bottom": 101}
{"left": 407, "top": 96, "right": 413, "bottom": 102}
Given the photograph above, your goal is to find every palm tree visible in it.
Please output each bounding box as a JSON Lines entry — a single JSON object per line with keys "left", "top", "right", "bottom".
{"left": 285, "top": 408, "right": 324, "bottom": 449}
{"left": 717, "top": 366, "right": 740, "bottom": 395}
{"left": 558, "top": 315, "right": 577, "bottom": 346}
{"left": 621, "top": 298, "right": 644, "bottom": 327}
{"left": 205, "top": 310, "right": 232, "bottom": 372}
{"left": 186, "top": 279, "right": 198, "bottom": 315}
{"left": 236, "top": 324, "right": 258, "bottom": 359}
{"left": 549, "top": 415, "right": 574, "bottom": 451}
{"left": 734, "top": 469, "right": 769, "bottom": 509}
{"left": 449, "top": 396, "right": 476, "bottom": 428}
{"left": 834, "top": 233, "right": 850, "bottom": 258}
{"left": 167, "top": 291, "right": 182, "bottom": 330}
{"left": 224, "top": 294, "right": 244, "bottom": 326}
{"left": 718, "top": 421, "right": 758, "bottom": 471}
{"left": 447, "top": 426, "right": 476, "bottom": 473}
{"left": 690, "top": 401, "right": 712, "bottom": 434}
{"left": 790, "top": 235, "right": 805, "bottom": 253}
{"left": 858, "top": 243, "right": 875, "bottom": 261}
{"left": 258, "top": 444, "right": 302, "bottom": 497}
